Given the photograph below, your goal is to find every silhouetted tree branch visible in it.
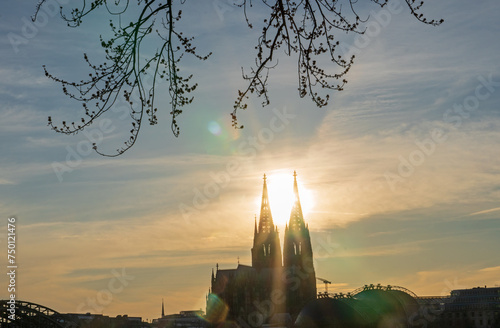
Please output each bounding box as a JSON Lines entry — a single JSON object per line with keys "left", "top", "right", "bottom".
{"left": 231, "top": 0, "right": 443, "bottom": 128}
{"left": 34, "top": 0, "right": 442, "bottom": 156}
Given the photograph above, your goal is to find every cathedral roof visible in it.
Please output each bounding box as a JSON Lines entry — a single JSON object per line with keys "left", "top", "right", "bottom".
{"left": 214, "top": 264, "right": 256, "bottom": 281}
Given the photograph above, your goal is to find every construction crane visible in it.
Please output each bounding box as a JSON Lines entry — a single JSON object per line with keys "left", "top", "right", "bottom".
{"left": 316, "top": 277, "right": 332, "bottom": 294}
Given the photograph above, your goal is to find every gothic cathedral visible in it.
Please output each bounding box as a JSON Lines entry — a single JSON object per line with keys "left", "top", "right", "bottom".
{"left": 207, "top": 172, "right": 316, "bottom": 326}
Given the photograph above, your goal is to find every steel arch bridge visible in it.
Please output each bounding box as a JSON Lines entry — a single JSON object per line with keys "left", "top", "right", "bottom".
{"left": 351, "top": 283, "right": 419, "bottom": 298}
{"left": 0, "top": 300, "right": 75, "bottom": 328}
{"left": 318, "top": 283, "right": 419, "bottom": 299}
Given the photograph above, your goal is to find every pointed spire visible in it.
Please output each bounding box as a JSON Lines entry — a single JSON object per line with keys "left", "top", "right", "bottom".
{"left": 258, "top": 173, "right": 274, "bottom": 234}
{"left": 162, "top": 298, "right": 165, "bottom": 317}
{"left": 289, "top": 171, "right": 305, "bottom": 231}
{"left": 252, "top": 173, "right": 283, "bottom": 269}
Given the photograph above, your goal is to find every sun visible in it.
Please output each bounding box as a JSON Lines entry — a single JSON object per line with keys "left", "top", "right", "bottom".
{"left": 255, "top": 172, "right": 314, "bottom": 226}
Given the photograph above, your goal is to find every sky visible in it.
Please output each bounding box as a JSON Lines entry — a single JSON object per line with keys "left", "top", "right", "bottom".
{"left": 1, "top": 0, "right": 500, "bottom": 322}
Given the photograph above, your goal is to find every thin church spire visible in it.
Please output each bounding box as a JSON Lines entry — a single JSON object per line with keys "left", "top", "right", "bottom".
{"left": 289, "top": 171, "right": 305, "bottom": 231}
{"left": 258, "top": 173, "right": 274, "bottom": 234}
{"left": 283, "top": 171, "right": 316, "bottom": 315}
{"left": 252, "top": 173, "right": 282, "bottom": 269}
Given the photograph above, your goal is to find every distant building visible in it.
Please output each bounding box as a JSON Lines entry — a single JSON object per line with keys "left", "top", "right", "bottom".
{"left": 416, "top": 286, "right": 500, "bottom": 328}
{"left": 152, "top": 309, "right": 207, "bottom": 328}
{"left": 206, "top": 172, "right": 316, "bottom": 327}
{"left": 59, "top": 312, "right": 149, "bottom": 327}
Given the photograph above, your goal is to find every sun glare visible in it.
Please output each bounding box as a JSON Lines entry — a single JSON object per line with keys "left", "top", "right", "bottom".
{"left": 255, "top": 173, "right": 314, "bottom": 226}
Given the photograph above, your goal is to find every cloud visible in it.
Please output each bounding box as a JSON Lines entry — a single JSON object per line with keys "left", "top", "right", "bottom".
{"left": 0, "top": 178, "right": 15, "bottom": 185}
{"left": 327, "top": 243, "right": 423, "bottom": 259}
{"left": 0, "top": 67, "right": 51, "bottom": 89}
{"left": 469, "top": 207, "right": 500, "bottom": 216}
{"left": 297, "top": 102, "right": 500, "bottom": 227}
{"left": 406, "top": 265, "right": 500, "bottom": 296}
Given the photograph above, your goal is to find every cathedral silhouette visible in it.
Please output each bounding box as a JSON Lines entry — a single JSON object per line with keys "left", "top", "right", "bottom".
{"left": 206, "top": 172, "right": 316, "bottom": 326}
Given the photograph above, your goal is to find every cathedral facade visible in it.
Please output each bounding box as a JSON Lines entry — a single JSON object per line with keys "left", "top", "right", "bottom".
{"left": 206, "top": 172, "right": 316, "bottom": 327}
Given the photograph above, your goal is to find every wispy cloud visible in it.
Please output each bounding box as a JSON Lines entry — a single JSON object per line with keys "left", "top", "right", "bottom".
{"left": 0, "top": 178, "right": 15, "bottom": 185}
{"left": 470, "top": 207, "right": 500, "bottom": 216}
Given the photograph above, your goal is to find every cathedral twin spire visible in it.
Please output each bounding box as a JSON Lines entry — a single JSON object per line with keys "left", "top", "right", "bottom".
{"left": 256, "top": 171, "right": 305, "bottom": 234}
{"left": 252, "top": 171, "right": 311, "bottom": 270}
{"left": 256, "top": 174, "right": 276, "bottom": 234}
{"left": 252, "top": 174, "right": 281, "bottom": 268}
{"left": 288, "top": 171, "right": 306, "bottom": 232}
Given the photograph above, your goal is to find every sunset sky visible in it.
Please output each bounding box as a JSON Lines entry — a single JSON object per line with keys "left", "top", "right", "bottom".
{"left": 1, "top": 0, "right": 499, "bottom": 322}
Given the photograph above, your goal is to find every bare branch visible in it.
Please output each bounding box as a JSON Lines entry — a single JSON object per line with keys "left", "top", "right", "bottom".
{"left": 41, "top": 0, "right": 210, "bottom": 156}
{"left": 232, "top": 0, "right": 442, "bottom": 128}
{"left": 35, "top": 0, "right": 442, "bottom": 155}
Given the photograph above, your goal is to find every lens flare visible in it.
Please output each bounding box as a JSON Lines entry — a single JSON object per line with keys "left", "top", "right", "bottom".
{"left": 207, "top": 121, "right": 222, "bottom": 136}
